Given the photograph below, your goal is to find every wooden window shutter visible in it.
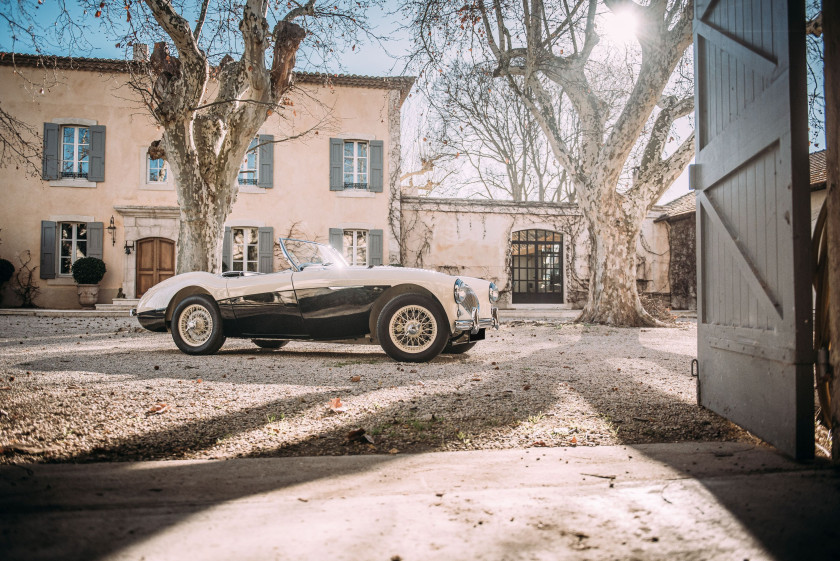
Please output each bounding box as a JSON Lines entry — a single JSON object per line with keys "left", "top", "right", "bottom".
{"left": 329, "top": 228, "right": 343, "bottom": 252}
{"left": 257, "top": 135, "right": 274, "bottom": 189}
{"left": 222, "top": 227, "right": 232, "bottom": 272}
{"left": 369, "top": 140, "right": 384, "bottom": 193}
{"left": 87, "top": 222, "right": 104, "bottom": 259}
{"left": 329, "top": 138, "right": 344, "bottom": 191}
{"left": 258, "top": 227, "right": 274, "bottom": 273}
{"left": 42, "top": 123, "right": 60, "bottom": 180}
{"left": 88, "top": 125, "right": 106, "bottom": 182}
{"left": 369, "top": 229, "right": 383, "bottom": 266}
{"left": 40, "top": 220, "right": 57, "bottom": 279}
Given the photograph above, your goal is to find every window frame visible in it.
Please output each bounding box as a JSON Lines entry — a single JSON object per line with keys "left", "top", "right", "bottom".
{"left": 60, "top": 125, "right": 90, "bottom": 180}
{"left": 231, "top": 226, "right": 260, "bottom": 272}
{"left": 343, "top": 140, "right": 369, "bottom": 190}
{"left": 238, "top": 138, "right": 260, "bottom": 186}
{"left": 58, "top": 222, "right": 88, "bottom": 276}
{"left": 343, "top": 229, "right": 368, "bottom": 266}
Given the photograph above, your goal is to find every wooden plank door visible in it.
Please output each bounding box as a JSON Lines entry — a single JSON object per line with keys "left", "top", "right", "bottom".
{"left": 693, "top": 0, "right": 812, "bottom": 458}
{"left": 136, "top": 238, "right": 175, "bottom": 298}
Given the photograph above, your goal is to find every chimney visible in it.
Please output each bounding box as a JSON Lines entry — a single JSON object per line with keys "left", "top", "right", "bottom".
{"left": 133, "top": 44, "right": 149, "bottom": 62}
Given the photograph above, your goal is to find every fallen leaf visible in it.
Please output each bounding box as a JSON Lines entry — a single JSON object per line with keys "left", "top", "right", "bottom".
{"left": 196, "top": 379, "right": 203, "bottom": 384}
{"left": 0, "top": 386, "right": 11, "bottom": 391}
{"left": 388, "top": 448, "right": 400, "bottom": 454}
{"left": 147, "top": 403, "right": 169, "bottom": 415}
{"left": 329, "top": 397, "right": 347, "bottom": 413}
{"left": 346, "top": 428, "right": 374, "bottom": 444}
{"left": 471, "top": 377, "right": 481, "bottom": 381}
{"left": 350, "top": 375, "right": 361, "bottom": 382}
{"left": 531, "top": 441, "right": 547, "bottom": 447}
{"left": 570, "top": 436, "right": 578, "bottom": 445}
{"left": 523, "top": 384, "right": 531, "bottom": 390}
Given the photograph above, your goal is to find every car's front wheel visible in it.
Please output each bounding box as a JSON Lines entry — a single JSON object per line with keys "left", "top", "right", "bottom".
{"left": 377, "top": 294, "right": 448, "bottom": 362}
{"left": 171, "top": 295, "right": 226, "bottom": 355}
{"left": 252, "top": 339, "right": 288, "bottom": 350}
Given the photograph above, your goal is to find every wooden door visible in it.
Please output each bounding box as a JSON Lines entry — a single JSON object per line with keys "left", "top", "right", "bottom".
{"left": 136, "top": 238, "right": 175, "bottom": 298}
{"left": 694, "top": 0, "right": 812, "bottom": 458}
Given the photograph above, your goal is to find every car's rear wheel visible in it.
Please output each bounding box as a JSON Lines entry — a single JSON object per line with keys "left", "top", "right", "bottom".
{"left": 171, "top": 295, "right": 226, "bottom": 355}
{"left": 252, "top": 339, "right": 288, "bottom": 350}
{"left": 377, "top": 294, "right": 448, "bottom": 362}
{"left": 442, "top": 341, "right": 477, "bottom": 354}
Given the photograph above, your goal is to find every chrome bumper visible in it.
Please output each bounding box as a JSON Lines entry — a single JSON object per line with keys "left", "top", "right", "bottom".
{"left": 129, "top": 308, "right": 137, "bottom": 317}
{"left": 455, "top": 307, "right": 499, "bottom": 333}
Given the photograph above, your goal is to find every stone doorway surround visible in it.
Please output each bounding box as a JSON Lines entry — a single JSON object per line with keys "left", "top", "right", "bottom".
{"left": 114, "top": 206, "right": 179, "bottom": 298}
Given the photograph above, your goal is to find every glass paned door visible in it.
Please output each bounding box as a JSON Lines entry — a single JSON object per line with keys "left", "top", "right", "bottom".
{"left": 511, "top": 229, "right": 564, "bottom": 304}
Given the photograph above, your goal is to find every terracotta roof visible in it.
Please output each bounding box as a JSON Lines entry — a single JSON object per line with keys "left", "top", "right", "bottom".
{"left": 0, "top": 52, "right": 415, "bottom": 92}
{"left": 810, "top": 149, "right": 826, "bottom": 189}
{"left": 655, "top": 192, "right": 696, "bottom": 222}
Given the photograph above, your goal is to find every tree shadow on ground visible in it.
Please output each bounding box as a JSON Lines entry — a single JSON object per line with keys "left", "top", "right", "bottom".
{"left": 3, "top": 324, "right": 838, "bottom": 560}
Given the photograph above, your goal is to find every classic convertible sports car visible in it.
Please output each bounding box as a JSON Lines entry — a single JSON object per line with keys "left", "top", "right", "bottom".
{"left": 132, "top": 238, "right": 499, "bottom": 362}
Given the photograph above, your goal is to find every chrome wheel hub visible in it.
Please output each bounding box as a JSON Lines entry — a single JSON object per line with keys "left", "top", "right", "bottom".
{"left": 178, "top": 304, "right": 213, "bottom": 347}
{"left": 389, "top": 305, "right": 437, "bottom": 354}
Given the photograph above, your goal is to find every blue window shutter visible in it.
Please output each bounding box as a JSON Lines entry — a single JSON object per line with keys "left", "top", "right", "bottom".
{"left": 329, "top": 228, "right": 343, "bottom": 253}
{"left": 40, "top": 221, "right": 57, "bottom": 279}
{"left": 257, "top": 135, "right": 274, "bottom": 189}
{"left": 88, "top": 125, "right": 106, "bottom": 182}
{"left": 329, "top": 138, "right": 344, "bottom": 191}
{"left": 369, "top": 229, "right": 383, "bottom": 266}
{"left": 222, "top": 227, "right": 232, "bottom": 272}
{"left": 88, "top": 222, "right": 104, "bottom": 259}
{"left": 369, "top": 140, "right": 384, "bottom": 193}
{"left": 258, "top": 227, "right": 274, "bottom": 273}
{"left": 42, "top": 123, "right": 60, "bottom": 180}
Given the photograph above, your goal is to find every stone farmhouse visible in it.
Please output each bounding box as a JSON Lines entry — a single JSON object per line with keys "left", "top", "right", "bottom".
{"left": 1, "top": 53, "right": 691, "bottom": 311}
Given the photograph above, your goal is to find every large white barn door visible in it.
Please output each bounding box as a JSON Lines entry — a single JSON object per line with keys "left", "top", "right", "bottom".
{"left": 693, "top": 0, "right": 813, "bottom": 458}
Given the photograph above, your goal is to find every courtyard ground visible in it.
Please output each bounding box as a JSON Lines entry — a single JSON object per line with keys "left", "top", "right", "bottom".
{"left": 0, "top": 315, "right": 753, "bottom": 463}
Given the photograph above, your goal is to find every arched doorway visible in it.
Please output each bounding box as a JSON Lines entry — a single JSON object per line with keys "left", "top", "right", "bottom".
{"left": 136, "top": 238, "right": 175, "bottom": 298}
{"left": 511, "top": 229, "right": 564, "bottom": 304}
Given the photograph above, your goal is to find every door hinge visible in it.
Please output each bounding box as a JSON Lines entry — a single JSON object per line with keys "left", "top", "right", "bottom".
{"left": 691, "top": 358, "right": 701, "bottom": 405}
{"left": 688, "top": 164, "right": 697, "bottom": 191}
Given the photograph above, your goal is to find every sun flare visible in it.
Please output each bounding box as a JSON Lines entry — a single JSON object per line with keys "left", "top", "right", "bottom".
{"left": 599, "top": 9, "right": 639, "bottom": 45}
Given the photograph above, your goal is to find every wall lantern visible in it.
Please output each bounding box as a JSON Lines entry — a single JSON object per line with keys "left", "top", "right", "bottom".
{"left": 124, "top": 240, "right": 135, "bottom": 255}
{"left": 106, "top": 216, "right": 117, "bottom": 246}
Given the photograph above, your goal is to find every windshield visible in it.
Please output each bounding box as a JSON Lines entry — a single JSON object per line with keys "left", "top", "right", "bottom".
{"left": 280, "top": 238, "right": 348, "bottom": 271}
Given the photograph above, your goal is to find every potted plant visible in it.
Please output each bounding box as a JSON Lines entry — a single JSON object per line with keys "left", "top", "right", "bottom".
{"left": 71, "top": 257, "right": 107, "bottom": 309}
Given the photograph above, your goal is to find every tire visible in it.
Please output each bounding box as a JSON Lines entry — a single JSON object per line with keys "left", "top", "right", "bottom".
{"left": 171, "top": 294, "right": 226, "bottom": 355}
{"left": 377, "top": 293, "right": 448, "bottom": 363}
{"left": 252, "top": 339, "right": 288, "bottom": 350}
{"left": 442, "top": 341, "right": 477, "bottom": 354}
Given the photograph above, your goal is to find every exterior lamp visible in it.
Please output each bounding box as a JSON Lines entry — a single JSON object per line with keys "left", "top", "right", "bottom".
{"left": 106, "top": 216, "right": 117, "bottom": 246}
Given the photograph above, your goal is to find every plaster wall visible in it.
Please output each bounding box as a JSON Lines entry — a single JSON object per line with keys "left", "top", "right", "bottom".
{"left": 0, "top": 64, "right": 402, "bottom": 308}
{"left": 400, "top": 197, "right": 672, "bottom": 309}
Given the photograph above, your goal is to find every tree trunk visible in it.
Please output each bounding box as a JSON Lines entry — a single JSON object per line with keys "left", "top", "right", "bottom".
{"left": 577, "top": 196, "right": 657, "bottom": 327}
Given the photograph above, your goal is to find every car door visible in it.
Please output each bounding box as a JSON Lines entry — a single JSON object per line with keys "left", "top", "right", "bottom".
{"left": 225, "top": 270, "right": 306, "bottom": 337}
{"left": 292, "top": 266, "right": 388, "bottom": 340}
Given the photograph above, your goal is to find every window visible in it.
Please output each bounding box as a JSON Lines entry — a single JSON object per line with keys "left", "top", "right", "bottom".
{"left": 59, "top": 222, "right": 88, "bottom": 275}
{"left": 147, "top": 156, "right": 168, "bottom": 183}
{"left": 238, "top": 138, "right": 259, "bottom": 185}
{"left": 343, "top": 230, "right": 368, "bottom": 266}
{"left": 61, "top": 126, "right": 90, "bottom": 179}
{"left": 232, "top": 227, "right": 259, "bottom": 272}
{"left": 343, "top": 141, "right": 368, "bottom": 189}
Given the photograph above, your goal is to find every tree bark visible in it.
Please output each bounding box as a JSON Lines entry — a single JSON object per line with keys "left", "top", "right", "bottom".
{"left": 822, "top": 0, "right": 840, "bottom": 461}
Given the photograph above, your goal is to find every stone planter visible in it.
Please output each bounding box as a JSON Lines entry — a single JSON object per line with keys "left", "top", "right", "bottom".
{"left": 77, "top": 284, "right": 100, "bottom": 309}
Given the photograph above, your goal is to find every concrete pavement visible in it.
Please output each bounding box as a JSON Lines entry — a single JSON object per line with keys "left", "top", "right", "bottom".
{"left": 2, "top": 442, "right": 838, "bottom": 560}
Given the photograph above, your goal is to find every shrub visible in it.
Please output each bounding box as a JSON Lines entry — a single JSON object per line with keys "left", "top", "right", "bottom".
{"left": 71, "top": 257, "right": 107, "bottom": 284}
{"left": 0, "top": 258, "right": 13, "bottom": 285}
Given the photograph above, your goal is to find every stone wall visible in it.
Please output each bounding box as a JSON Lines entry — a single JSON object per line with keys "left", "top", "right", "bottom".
{"left": 665, "top": 214, "right": 697, "bottom": 310}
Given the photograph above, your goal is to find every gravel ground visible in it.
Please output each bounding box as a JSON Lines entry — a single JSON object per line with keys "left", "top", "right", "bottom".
{"left": 0, "top": 315, "right": 757, "bottom": 463}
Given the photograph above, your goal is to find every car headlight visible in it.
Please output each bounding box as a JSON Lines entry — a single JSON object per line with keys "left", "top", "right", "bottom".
{"left": 454, "top": 279, "right": 467, "bottom": 304}
{"left": 489, "top": 282, "right": 499, "bottom": 303}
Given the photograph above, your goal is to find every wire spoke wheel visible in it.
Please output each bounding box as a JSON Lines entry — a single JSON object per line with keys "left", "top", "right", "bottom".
{"left": 388, "top": 304, "right": 438, "bottom": 354}
{"left": 177, "top": 304, "right": 214, "bottom": 347}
